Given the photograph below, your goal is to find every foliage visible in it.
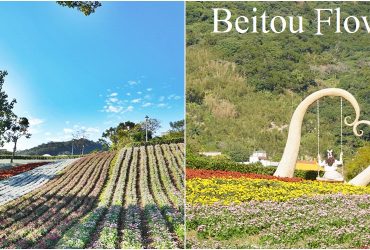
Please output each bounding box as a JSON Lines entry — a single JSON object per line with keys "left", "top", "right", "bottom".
{"left": 56, "top": 1, "right": 101, "bottom": 16}
{"left": 140, "top": 118, "right": 161, "bottom": 135}
{"left": 3, "top": 117, "right": 31, "bottom": 163}
{"left": 102, "top": 119, "right": 184, "bottom": 150}
{"left": 129, "top": 137, "right": 184, "bottom": 147}
{"left": 187, "top": 178, "right": 370, "bottom": 205}
{"left": 0, "top": 70, "right": 17, "bottom": 147}
{"left": 169, "top": 119, "right": 184, "bottom": 132}
{"left": 187, "top": 2, "right": 370, "bottom": 161}
{"left": 102, "top": 120, "right": 155, "bottom": 150}
{"left": 187, "top": 153, "right": 322, "bottom": 180}
{"left": 0, "top": 154, "right": 82, "bottom": 160}
{"left": 345, "top": 144, "right": 370, "bottom": 180}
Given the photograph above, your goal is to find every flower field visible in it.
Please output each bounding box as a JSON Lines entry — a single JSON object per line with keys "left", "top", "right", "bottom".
{"left": 0, "top": 161, "right": 51, "bottom": 180}
{"left": 0, "top": 143, "right": 184, "bottom": 249}
{"left": 0, "top": 159, "right": 77, "bottom": 205}
{"left": 186, "top": 172, "right": 370, "bottom": 248}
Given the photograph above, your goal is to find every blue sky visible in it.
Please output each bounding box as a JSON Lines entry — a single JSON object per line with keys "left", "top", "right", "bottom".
{"left": 0, "top": 2, "right": 184, "bottom": 150}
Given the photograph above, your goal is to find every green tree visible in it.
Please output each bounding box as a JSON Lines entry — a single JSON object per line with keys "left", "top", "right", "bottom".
{"left": 169, "top": 119, "right": 184, "bottom": 132}
{"left": 97, "top": 138, "right": 110, "bottom": 151}
{"left": 102, "top": 121, "right": 146, "bottom": 149}
{"left": 4, "top": 117, "right": 31, "bottom": 163}
{"left": 0, "top": 71, "right": 17, "bottom": 147}
{"left": 57, "top": 1, "right": 101, "bottom": 16}
{"left": 140, "top": 118, "right": 161, "bottom": 140}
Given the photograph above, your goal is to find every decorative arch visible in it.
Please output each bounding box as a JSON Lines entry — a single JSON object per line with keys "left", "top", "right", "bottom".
{"left": 274, "top": 88, "right": 370, "bottom": 186}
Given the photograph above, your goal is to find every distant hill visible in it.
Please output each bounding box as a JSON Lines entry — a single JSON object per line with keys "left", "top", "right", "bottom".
{"left": 18, "top": 139, "right": 104, "bottom": 156}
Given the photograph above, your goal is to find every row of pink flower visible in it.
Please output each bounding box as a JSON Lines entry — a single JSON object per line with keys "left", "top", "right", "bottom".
{"left": 0, "top": 153, "right": 113, "bottom": 248}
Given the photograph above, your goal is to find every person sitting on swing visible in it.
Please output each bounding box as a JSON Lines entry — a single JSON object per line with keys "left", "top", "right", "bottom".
{"left": 318, "top": 149, "right": 344, "bottom": 181}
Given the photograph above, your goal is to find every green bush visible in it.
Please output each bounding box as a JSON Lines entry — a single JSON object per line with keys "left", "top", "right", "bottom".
{"left": 226, "top": 149, "right": 250, "bottom": 162}
{"left": 345, "top": 145, "right": 370, "bottom": 180}
{"left": 129, "top": 137, "right": 184, "bottom": 147}
{"left": 186, "top": 153, "right": 323, "bottom": 180}
{"left": 186, "top": 153, "right": 274, "bottom": 175}
{"left": 0, "top": 154, "right": 82, "bottom": 160}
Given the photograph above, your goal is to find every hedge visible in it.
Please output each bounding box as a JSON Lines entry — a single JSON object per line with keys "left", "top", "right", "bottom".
{"left": 129, "top": 137, "right": 184, "bottom": 147}
{"left": 186, "top": 153, "right": 323, "bottom": 180}
{"left": 0, "top": 155, "right": 82, "bottom": 160}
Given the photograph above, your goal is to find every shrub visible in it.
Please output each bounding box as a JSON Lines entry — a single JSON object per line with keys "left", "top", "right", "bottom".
{"left": 187, "top": 153, "right": 324, "bottom": 180}
{"left": 345, "top": 145, "right": 370, "bottom": 180}
{"left": 128, "top": 137, "right": 184, "bottom": 147}
{"left": 0, "top": 155, "right": 82, "bottom": 160}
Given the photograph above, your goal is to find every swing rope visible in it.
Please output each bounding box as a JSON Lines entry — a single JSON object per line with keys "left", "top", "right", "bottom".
{"left": 341, "top": 97, "right": 344, "bottom": 177}
{"left": 316, "top": 97, "right": 345, "bottom": 179}
{"left": 317, "top": 99, "right": 320, "bottom": 178}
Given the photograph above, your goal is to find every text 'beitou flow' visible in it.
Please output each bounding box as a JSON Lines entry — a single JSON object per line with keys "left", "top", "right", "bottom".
{"left": 213, "top": 8, "right": 370, "bottom": 35}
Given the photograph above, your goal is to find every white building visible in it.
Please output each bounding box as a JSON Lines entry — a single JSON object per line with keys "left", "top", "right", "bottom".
{"left": 242, "top": 150, "right": 279, "bottom": 167}
{"left": 199, "top": 152, "right": 222, "bottom": 157}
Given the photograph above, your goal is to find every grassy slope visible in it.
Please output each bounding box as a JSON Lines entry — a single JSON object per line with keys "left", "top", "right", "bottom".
{"left": 186, "top": 2, "right": 370, "bottom": 162}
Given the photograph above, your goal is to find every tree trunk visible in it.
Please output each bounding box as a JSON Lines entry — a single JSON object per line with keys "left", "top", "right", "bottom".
{"left": 11, "top": 139, "right": 17, "bottom": 164}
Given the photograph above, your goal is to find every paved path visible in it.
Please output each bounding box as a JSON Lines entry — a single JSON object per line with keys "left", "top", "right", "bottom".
{"left": 0, "top": 159, "right": 78, "bottom": 205}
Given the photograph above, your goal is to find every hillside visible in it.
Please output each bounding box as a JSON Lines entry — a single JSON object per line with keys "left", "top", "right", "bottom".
{"left": 18, "top": 139, "right": 104, "bottom": 156}
{"left": 186, "top": 2, "right": 370, "bottom": 162}
{"left": 0, "top": 143, "right": 184, "bottom": 248}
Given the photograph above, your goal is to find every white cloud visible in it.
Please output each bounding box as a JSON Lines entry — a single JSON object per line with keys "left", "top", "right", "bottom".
{"left": 45, "top": 132, "right": 51, "bottom": 136}
{"left": 123, "top": 106, "right": 134, "bottom": 113}
{"left": 110, "top": 92, "right": 118, "bottom": 97}
{"left": 142, "top": 102, "right": 152, "bottom": 107}
{"left": 159, "top": 96, "right": 165, "bottom": 102}
{"left": 65, "top": 121, "right": 70, "bottom": 125}
{"left": 86, "top": 127, "right": 100, "bottom": 134}
{"left": 128, "top": 80, "right": 138, "bottom": 85}
{"left": 63, "top": 128, "right": 74, "bottom": 134}
{"left": 144, "top": 94, "right": 151, "bottom": 100}
{"left": 29, "top": 118, "right": 44, "bottom": 126}
{"left": 147, "top": 88, "right": 152, "bottom": 91}
{"left": 167, "top": 94, "right": 182, "bottom": 100}
{"left": 137, "top": 91, "right": 142, "bottom": 95}
{"left": 131, "top": 98, "right": 141, "bottom": 103}
{"left": 126, "top": 93, "right": 131, "bottom": 96}
{"left": 109, "top": 97, "right": 119, "bottom": 103}
{"left": 106, "top": 105, "right": 123, "bottom": 113}
{"left": 157, "top": 103, "right": 167, "bottom": 108}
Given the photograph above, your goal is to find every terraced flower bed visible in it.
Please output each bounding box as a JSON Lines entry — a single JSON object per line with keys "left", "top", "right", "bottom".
{"left": 186, "top": 172, "right": 370, "bottom": 248}
{"left": 0, "top": 143, "right": 184, "bottom": 249}
{"left": 0, "top": 162, "right": 51, "bottom": 180}
{"left": 187, "top": 177, "right": 370, "bottom": 204}
{"left": 187, "top": 194, "right": 370, "bottom": 249}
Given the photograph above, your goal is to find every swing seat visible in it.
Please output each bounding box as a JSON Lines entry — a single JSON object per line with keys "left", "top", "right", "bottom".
{"left": 316, "top": 176, "right": 344, "bottom": 183}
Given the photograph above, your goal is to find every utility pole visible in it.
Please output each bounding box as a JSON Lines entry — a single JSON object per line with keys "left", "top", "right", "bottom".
{"left": 145, "top": 115, "right": 149, "bottom": 142}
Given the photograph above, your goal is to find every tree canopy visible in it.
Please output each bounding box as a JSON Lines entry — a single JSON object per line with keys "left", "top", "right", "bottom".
{"left": 57, "top": 1, "right": 101, "bottom": 16}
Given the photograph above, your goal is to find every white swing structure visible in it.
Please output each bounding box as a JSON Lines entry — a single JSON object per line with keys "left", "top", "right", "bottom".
{"left": 315, "top": 98, "right": 345, "bottom": 182}
{"left": 274, "top": 88, "right": 370, "bottom": 186}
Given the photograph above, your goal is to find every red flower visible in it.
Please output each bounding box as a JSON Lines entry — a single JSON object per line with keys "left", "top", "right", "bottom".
{"left": 0, "top": 162, "right": 51, "bottom": 180}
